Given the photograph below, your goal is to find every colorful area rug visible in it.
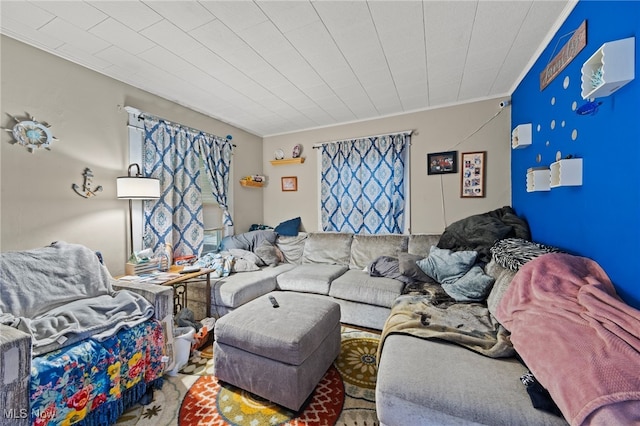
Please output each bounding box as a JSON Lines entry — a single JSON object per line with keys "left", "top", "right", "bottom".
{"left": 116, "top": 326, "right": 380, "bottom": 425}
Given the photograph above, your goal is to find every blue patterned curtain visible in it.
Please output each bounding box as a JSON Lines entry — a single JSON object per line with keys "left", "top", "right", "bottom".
{"left": 143, "top": 118, "right": 204, "bottom": 257}
{"left": 320, "top": 133, "right": 408, "bottom": 234}
{"left": 198, "top": 135, "right": 233, "bottom": 230}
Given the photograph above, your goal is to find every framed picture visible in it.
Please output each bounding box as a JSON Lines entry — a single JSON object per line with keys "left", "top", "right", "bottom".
{"left": 427, "top": 151, "right": 458, "bottom": 175}
{"left": 460, "top": 151, "right": 486, "bottom": 198}
{"left": 281, "top": 176, "right": 298, "bottom": 191}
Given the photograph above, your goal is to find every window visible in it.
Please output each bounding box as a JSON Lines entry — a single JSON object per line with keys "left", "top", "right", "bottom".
{"left": 319, "top": 133, "right": 410, "bottom": 234}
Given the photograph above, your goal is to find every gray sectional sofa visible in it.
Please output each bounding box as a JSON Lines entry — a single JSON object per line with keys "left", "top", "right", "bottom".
{"left": 183, "top": 228, "right": 571, "bottom": 424}
{"left": 186, "top": 220, "right": 640, "bottom": 425}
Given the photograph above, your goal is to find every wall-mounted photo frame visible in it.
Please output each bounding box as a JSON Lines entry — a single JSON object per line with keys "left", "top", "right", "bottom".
{"left": 427, "top": 151, "right": 458, "bottom": 175}
{"left": 281, "top": 176, "right": 298, "bottom": 191}
{"left": 460, "top": 151, "right": 486, "bottom": 198}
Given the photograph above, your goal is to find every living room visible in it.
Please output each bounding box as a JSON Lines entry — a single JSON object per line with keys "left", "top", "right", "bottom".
{"left": 1, "top": 1, "right": 639, "bottom": 425}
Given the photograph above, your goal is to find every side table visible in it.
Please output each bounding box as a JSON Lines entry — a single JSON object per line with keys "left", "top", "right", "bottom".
{"left": 117, "top": 267, "right": 214, "bottom": 318}
{"left": 162, "top": 267, "right": 214, "bottom": 317}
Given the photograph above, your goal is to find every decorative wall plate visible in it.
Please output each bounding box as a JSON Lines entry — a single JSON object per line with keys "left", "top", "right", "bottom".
{"left": 2, "top": 113, "right": 58, "bottom": 152}
{"left": 274, "top": 149, "right": 285, "bottom": 160}
{"left": 292, "top": 144, "right": 302, "bottom": 158}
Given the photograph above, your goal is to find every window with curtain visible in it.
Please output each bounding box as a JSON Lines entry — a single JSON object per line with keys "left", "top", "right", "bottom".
{"left": 320, "top": 132, "right": 410, "bottom": 234}
{"left": 141, "top": 116, "right": 233, "bottom": 257}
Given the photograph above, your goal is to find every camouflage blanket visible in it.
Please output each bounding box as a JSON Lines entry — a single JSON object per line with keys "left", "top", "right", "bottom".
{"left": 378, "top": 283, "right": 514, "bottom": 362}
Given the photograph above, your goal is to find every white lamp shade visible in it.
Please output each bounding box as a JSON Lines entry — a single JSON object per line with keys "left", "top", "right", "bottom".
{"left": 117, "top": 176, "right": 161, "bottom": 199}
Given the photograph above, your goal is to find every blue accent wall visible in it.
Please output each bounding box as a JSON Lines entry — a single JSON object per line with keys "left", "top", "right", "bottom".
{"left": 511, "top": 0, "right": 640, "bottom": 308}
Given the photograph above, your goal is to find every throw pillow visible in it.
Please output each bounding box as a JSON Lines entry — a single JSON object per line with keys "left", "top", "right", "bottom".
{"left": 232, "top": 258, "right": 261, "bottom": 272}
{"left": 254, "top": 241, "right": 282, "bottom": 266}
{"left": 274, "top": 217, "right": 301, "bottom": 236}
{"left": 416, "top": 246, "right": 477, "bottom": 285}
{"left": 398, "top": 253, "right": 434, "bottom": 283}
{"left": 490, "top": 238, "right": 562, "bottom": 271}
{"left": 226, "top": 248, "right": 265, "bottom": 267}
{"left": 441, "top": 265, "right": 495, "bottom": 302}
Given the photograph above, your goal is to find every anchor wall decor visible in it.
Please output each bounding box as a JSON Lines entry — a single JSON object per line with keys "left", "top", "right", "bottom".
{"left": 72, "top": 168, "right": 103, "bottom": 198}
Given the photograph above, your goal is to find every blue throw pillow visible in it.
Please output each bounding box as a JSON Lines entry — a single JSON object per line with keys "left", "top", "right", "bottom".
{"left": 416, "top": 245, "right": 477, "bottom": 285}
{"left": 274, "top": 217, "right": 301, "bottom": 236}
{"left": 441, "top": 265, "right": 495, "bottom": 302}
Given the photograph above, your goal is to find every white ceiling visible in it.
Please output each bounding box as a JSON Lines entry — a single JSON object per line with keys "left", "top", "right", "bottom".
{"left": 1, "top": 0, "right": 574, "bottom": 137}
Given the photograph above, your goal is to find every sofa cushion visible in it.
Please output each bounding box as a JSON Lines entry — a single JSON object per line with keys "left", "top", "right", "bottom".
{"left": 407, "top": 234, "right": 441, "bottom": 257}
{"left": 275, "top": 232, "right": 308, "bottom": 264}
{"left": 376, "top": 334, "right": 567, "bottom": 426}
{"left": 329, "top": 270, "right": 405, "bottom": 308}
{"left": 485, "top": 259, "right": 517, "bottom": 318}
{"left": 349, "top": 234, "right": 408, "bottom": 270}
{"left": 213, "top": 264, "right": 296, "bottom": 309}
{"left": 254, "top": 241, "right": 282, "bottom": 266}
{"left": 277, "top": 264, "right": 348, "bottom": 295}
{"left": 302, "top": 232, "right": 353, "bottom": 265}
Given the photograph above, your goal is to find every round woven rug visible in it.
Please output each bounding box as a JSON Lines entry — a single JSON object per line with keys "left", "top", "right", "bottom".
{"left": 116, "top": 326, "right": 379, "bottom": 425}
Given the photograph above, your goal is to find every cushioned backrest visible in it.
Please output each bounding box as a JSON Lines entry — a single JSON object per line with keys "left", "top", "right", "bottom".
{"left": 408, "top": 234, "right": 441, "bottom": 257}
{"left": 302, "top": 232, "right": 353, "bottom": 265}
{"left": 485, "top": 258, "right": 517, "bottom": 318}
{"left": 349, "top": 234, "right": 408, "bottom": 269}
{"left": 276, "top": 232, "right": 308, "bottom": 264}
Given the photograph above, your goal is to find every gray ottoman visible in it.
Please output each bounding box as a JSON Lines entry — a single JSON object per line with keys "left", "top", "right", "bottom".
{"left": 213, "top": 292, "right": 341, "bottom": 411}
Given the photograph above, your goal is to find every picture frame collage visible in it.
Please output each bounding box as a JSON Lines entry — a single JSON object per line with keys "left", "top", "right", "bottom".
{"left": 427, "top": 150, "right": 486, "bottom": 198}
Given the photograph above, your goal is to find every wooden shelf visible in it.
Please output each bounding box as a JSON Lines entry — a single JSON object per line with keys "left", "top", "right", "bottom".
{"left": 240, "top": 180, "right": 263, "bottom": 188}
{"left": 270, "top": 157, "right": 305, "bottom": 166}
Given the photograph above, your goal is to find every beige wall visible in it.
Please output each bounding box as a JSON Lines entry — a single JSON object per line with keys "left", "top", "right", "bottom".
{"left": 0, "top": 36, "right": 263, "bottom": 275}
{"left": 263, "top": 99, "right": 512, "bottom": 234}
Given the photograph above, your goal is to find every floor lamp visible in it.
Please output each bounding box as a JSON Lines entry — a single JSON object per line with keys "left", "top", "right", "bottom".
{"left": 117, "top": 163, "right": 161, "bottom": 255}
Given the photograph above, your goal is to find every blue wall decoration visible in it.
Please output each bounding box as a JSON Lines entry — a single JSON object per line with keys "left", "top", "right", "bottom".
{"left": 511, "top": 0, "right": 640, "bottom": 308}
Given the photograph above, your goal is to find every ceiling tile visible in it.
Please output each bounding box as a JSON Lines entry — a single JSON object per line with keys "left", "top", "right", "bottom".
{"left": 87, "top": 1, "right": 163, "bottom": 32}
{"left": 39, "top": 17, "right": 110, "bottom": 54}
{"left": 0, "top": 1, "right": 55, "bottom": 29}
{"left": 142, "top": 1, "right": 215, "bottom": 32}
{"left": 29, "top": 1, "right": 107, "bottom": 30}
{"left": 89, "top": 18, "right": 155, "bottom": 55}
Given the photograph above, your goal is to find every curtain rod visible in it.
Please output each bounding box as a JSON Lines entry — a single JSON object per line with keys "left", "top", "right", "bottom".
{"left": 312, "top": 129, "right": 413, "bottom": 148}
{"left": 124, "top": 106, "right": 235, "bottom": 147}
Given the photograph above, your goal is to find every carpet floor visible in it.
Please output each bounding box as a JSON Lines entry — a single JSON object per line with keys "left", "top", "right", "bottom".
{"left": 116, "top": 326, "right": 380, "bottom": 425}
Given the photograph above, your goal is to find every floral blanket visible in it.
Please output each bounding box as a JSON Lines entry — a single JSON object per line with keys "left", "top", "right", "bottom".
{"left": 30, "top": 320, "right": 165, "bottom": 426}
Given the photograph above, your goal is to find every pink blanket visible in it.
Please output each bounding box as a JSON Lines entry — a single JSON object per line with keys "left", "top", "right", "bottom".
{"left": 495, "top": 253, "right": 640, "bottom": 425}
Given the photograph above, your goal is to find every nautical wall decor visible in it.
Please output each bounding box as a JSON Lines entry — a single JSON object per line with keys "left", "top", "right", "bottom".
{"left": 2, "top": 113, "right": 58, "bottom": 152}
{"left": 72, "top": 168, "right": 103, "bottom": 198}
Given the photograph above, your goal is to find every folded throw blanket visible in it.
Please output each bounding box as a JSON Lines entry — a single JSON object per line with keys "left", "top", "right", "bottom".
{"left": 495, "top": 253, "right": 640, "bottom": 425}
{"left": 1, "top": 241, "right": 154, "bottom": 355}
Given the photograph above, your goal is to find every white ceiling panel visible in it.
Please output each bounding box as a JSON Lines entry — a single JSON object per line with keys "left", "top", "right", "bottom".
{"left": 142, "top": 1, "right": 216, "bottom": 32}
{"left": 38, "top": 17, "right": 110, "bottom": 54}
{"left": 87, "top": 1, "right": 163, "bottom": 32}
{"left": 1, "top": 0, "right": 575, "bottom": 136}
{"left": 30, "top": 1, "right": 107, "bottom": 31}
